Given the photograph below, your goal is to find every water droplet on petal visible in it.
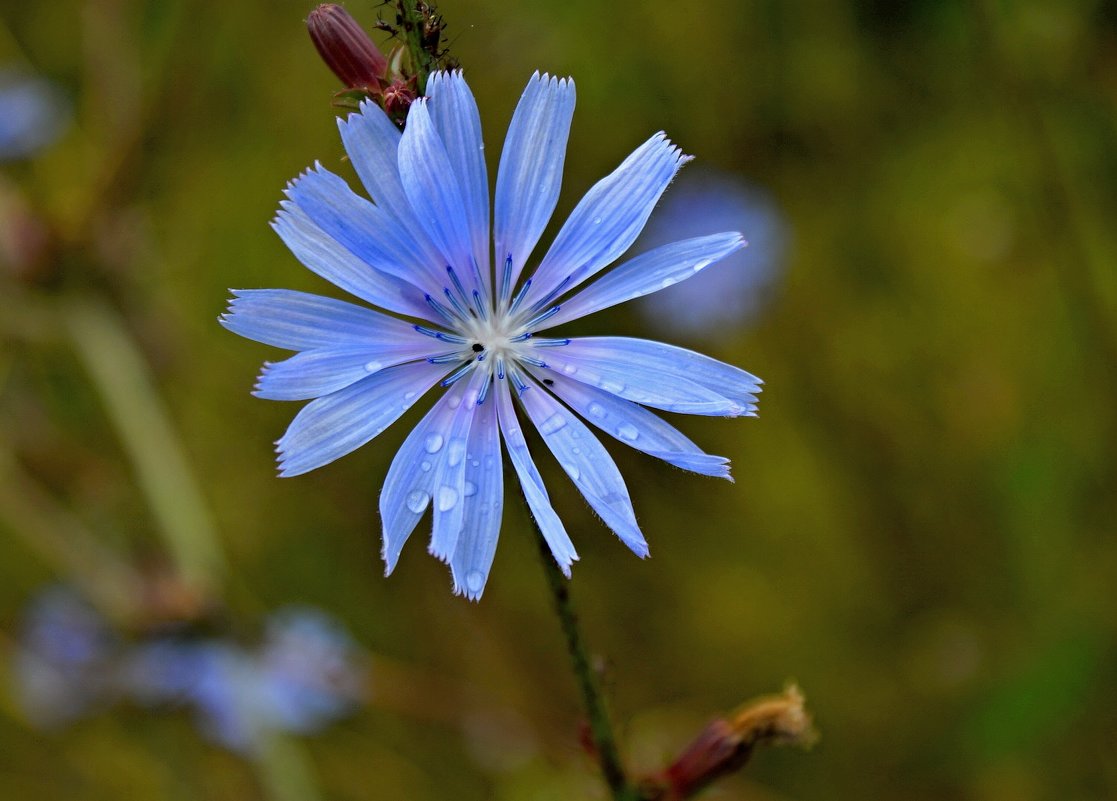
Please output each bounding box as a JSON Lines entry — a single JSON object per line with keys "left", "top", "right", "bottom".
{"left": 659, "top": 277, "right": 678, "bottom": 289}
{"left": 564, "top": 463, "right": 581, "bottom": 480}
{"left": 364, "top": 360, "right": 383, "bottom": 373}
{"left": 539, "top": 413, "right": 567, "bottom": 435}
{"left": 562, "top": 364, "right": 577, "bottom": 375}
{"left": 600, "top": 379, "right": 626, "bottom": 394}
{"left": 471, "top": 459, "right": 480, "bottom": 467}
{"left": 447, "top": 394, "right": 462, "bottom": 409}
{"left": 463, "top": 481, "right": 477, "bottom": 497}
{"left": 438, "top": 486, "right": 458, "bottom": 511}
{"left": 425, "top": 434, "right": 444, "bottom": 454}
{"left": 618, "top": 423, "right": 640, "bottom": 441}
{"left": 420, "top": 460, "right": 432, "bottom": 472}
{"left": 448, "top": 438, "right": 467, "bottom": 467}
{"left": 588, "top": 402, "right": 606, "bottom": 418}
{"left": 466, "top": 570, "right": 485, "bottom": 594}
{"left": 592, "top": 216, "right": 602, "bottom": 225}
{"left": 404, "top": 391, "right": 418, "bottom": 401}
{"left": 406, "top": 490, "right": 430, "bottom": 514}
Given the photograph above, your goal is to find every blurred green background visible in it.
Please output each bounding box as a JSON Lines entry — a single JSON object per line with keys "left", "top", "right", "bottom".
{"left": 2, "top": 0, "right": 1117, "bottom": 799}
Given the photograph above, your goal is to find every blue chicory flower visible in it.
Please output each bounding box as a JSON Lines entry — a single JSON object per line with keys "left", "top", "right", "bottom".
{"left": 221, "top": 71, "right": 762, "bottom": 599}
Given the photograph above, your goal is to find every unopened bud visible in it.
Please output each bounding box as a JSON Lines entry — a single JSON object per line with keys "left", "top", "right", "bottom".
{"left": 307, "top": 4, "right": 388, "bottom": 93}
{"left": 382, "top": 78, "right": 416, "bottom": 118}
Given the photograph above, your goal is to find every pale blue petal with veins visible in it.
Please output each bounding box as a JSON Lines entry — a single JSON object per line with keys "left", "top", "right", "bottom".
{"left": 221, "top": 71, "right": 761, "bottom": 600}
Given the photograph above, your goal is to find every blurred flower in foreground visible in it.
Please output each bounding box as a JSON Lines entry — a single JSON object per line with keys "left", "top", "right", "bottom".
{"left": 221, "top": 71, "right": 762, "bottom": 599}
{"left": 635, "top": 170, "right": 788, "bottom": 340}
{"left": 12, "top": 587, "right": 116, "bottom": 727}
{"left": 0, "top": 70, "right": 69, "bottom": 161}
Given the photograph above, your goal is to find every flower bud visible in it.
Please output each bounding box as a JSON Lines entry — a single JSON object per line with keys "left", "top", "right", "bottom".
{"left": 307, "top": 4, "right": 387, "bottom": 93}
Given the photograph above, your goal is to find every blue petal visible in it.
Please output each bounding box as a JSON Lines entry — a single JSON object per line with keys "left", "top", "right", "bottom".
{"left": 271, "top": 205, "right": 431, "bottom": 320}
{"left": 449, "top": 390, "right": 504, "bottom": 600}
{"left": 493, "top": 73, "right": 576, "bottom": 299}
{"left": 529, "top": 369, "right": 732, "bottom": 479}
{"left": 531, "top": 343, "right": 744, "bottom": 416}
{"left": 494, "top": 380, "right": 578, "bottom": 574}
{"left": 283, "top": 164, "right": 447, "bottom": 296}
{"left": 426, "top": 71, "right": 490, "bottom": 288}
{"left": 559, "top": 337, "right": 762, "bottom": 413}
{"left": 276, "top": 361, "right": 447, "bottom": 477}
{"left": 379, "top": 381, "right": 472, "bottom": 574}
{"left": 544, "top": 233, "right": 746, "bottom": 328}
{"left": 336, "top": 101, "right": 414, "bottom": 226}
{"left": 397, "top": 100, "right": 480, "bottom": 295}
{"left": 220, "top": 289, "right": 424, "bottom": 351}
{"left": 428, "top": 368, "right": 488, "bottom": 562}
{"left": 517, "top": 373, "right": 648, "bottom": 557}
{"left": 524, "top": 132, "right": 690, "bottom": 308}
{"left": 254, "top": 341, "right": 437, "bottom": 401}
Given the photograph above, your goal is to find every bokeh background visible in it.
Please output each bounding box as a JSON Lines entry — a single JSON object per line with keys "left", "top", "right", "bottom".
{"left": 2, "top": 0, "right": 1116, "bottom": 799}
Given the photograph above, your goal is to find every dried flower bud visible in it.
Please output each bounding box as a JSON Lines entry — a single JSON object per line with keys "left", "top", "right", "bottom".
{"left": 307, "top": 4, "right": 387, "bottom": 93}
{"left": 643, "top": 685, "right": 816, "bottom": 800}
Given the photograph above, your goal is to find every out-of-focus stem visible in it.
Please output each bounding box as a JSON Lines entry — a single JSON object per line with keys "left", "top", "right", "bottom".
{"left": 532, "top": 519, "right": 638, "bottom": 801}
{"left": 65, "top": 299, "right": 226, "bottom": 590}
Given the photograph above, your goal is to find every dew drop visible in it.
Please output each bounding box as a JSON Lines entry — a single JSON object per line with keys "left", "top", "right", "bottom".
{"left": 438, "top": 486, "right": 458, "bottom": 511}
{"left": 463, "top": 480, "right": 477, "bottom": 497}
{"left": 364, "top": 360, "right": 383, "bottom": 373}
{"left": 420, "top": 460, "right": 432, "bottom": 472}
{"left": 447, "top": 394, "right": 462, "bottom": 409}
{"left": 539, "top": 413, "right": 567, "bottom": 435}
{"left": 587, "top": 402, "right": 606, "bottom": 418}
{"left": 465, "top": 570, "right": 485, "bottom": 594}
{"left": 406, "top": 490, "right": 430, "bottom": 514}
{"left": 564, "top": 463, "right": 581, "bottom": 480}
{"left": 600, "top": 379, "right": 626, "bottom": 394}
{"left": 471, "top": 459, "right": 480, "bottom": 467}
{"left": 659, "top": 277, "right": 678, "bottom": 289}
{"left": 592, "top": 216, "right": 602, "bottom": 225}
{"left": 448, "top": 438, "right": 467, "bottom": 467}
{"left": 618, "top": 423, "right": 640, "bottom": 441}
{"left": 572, "top": 447, "right": 581, "bottom": 455}
{"left": 562, "top": 363, "right": 577, "bottom": 375}
{"left": 404, "top": 390, "right": 418, "bottom": 401}
{"left": 425, "top": 434, "right": 444, "bottom": 454}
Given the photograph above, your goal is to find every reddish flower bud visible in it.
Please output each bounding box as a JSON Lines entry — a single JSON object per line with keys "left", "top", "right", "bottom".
{"left": 382, "top": 78, "right": 416, "bottom": 118}
{"left": 307, "top": 4, "right": 388, "bottom": 93}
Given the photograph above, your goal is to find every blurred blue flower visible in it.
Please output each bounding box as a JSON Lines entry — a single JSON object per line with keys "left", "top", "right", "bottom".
{"left": 257, "top": 606, "right": 366, "bottom": 733}
{"left": 122, "top": 608, "right": 364, "bottom": 753}
{"left": 0, "top": 70, "right": 69, "bottom": 161}
{"left": 12, "top": 587, "right": 115, "bottom": 727}
{"left": 222, "top": 71, "right": 762, "bottom": 599}
{"left": 635, "top": 169, "right": 788, "bottom": 339}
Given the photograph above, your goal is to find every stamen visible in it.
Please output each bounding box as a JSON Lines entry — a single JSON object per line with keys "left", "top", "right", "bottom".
{"left": 499, "top": 254, "right": 513, "bottom": 304}
{"left": 440, "top": 361, "right": 475, "bottom": 387}
{"left": 443, "top": 286, "right": 470, "bottom": 319}
{"left": 531, "top": 337, "right": 571, "bottom": 347}
{"left": 518, "top": 354, "right": 547, "bottom": 368}
{"left": 472, "top": 289, "right": 488, "bottom": 321}
{"left": 424, "top": 294, "right": 457, "bottom": 324}
{"left": 509, "top": 332, "right": 533, "bottom": 343}
{"left": 511, "top": 371, "right": 529, "bottom": 395}
{"left": 522, "top": 305, "right": 561, "bottom": 330}
{"left": 446, "top": 266, "right": 474, "bottom": 315}
{"left": 428, "top": 351, "right": 469, "bottom": 365}
{"left": 495, "top": 355, "right": 506, "bottom": 380}
{"left": 413, "top": 325, "right": 469, "bottom": 345}
{"left": 476, "top": 375, "right": 492, "bottom": 405}
{"left": 508, "top": 278, "right": 532, "bottom": 314}
{"left": 527, "top": 274, "right": 572, "bottom": 314}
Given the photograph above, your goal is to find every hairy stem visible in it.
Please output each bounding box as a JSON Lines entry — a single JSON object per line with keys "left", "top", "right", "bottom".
{"left": 532, "top": 520, "right": 638, "bottom": 800}
{"left": 397, "top": 0, "right": 438, "bottom": 94}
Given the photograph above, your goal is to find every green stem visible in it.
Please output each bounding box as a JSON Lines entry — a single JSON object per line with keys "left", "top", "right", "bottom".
{"left": 533, "top": 521, "right": 638, "bottom": 800}
{"left": 397, "top": 0, "right": 438, "bottom": 94}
